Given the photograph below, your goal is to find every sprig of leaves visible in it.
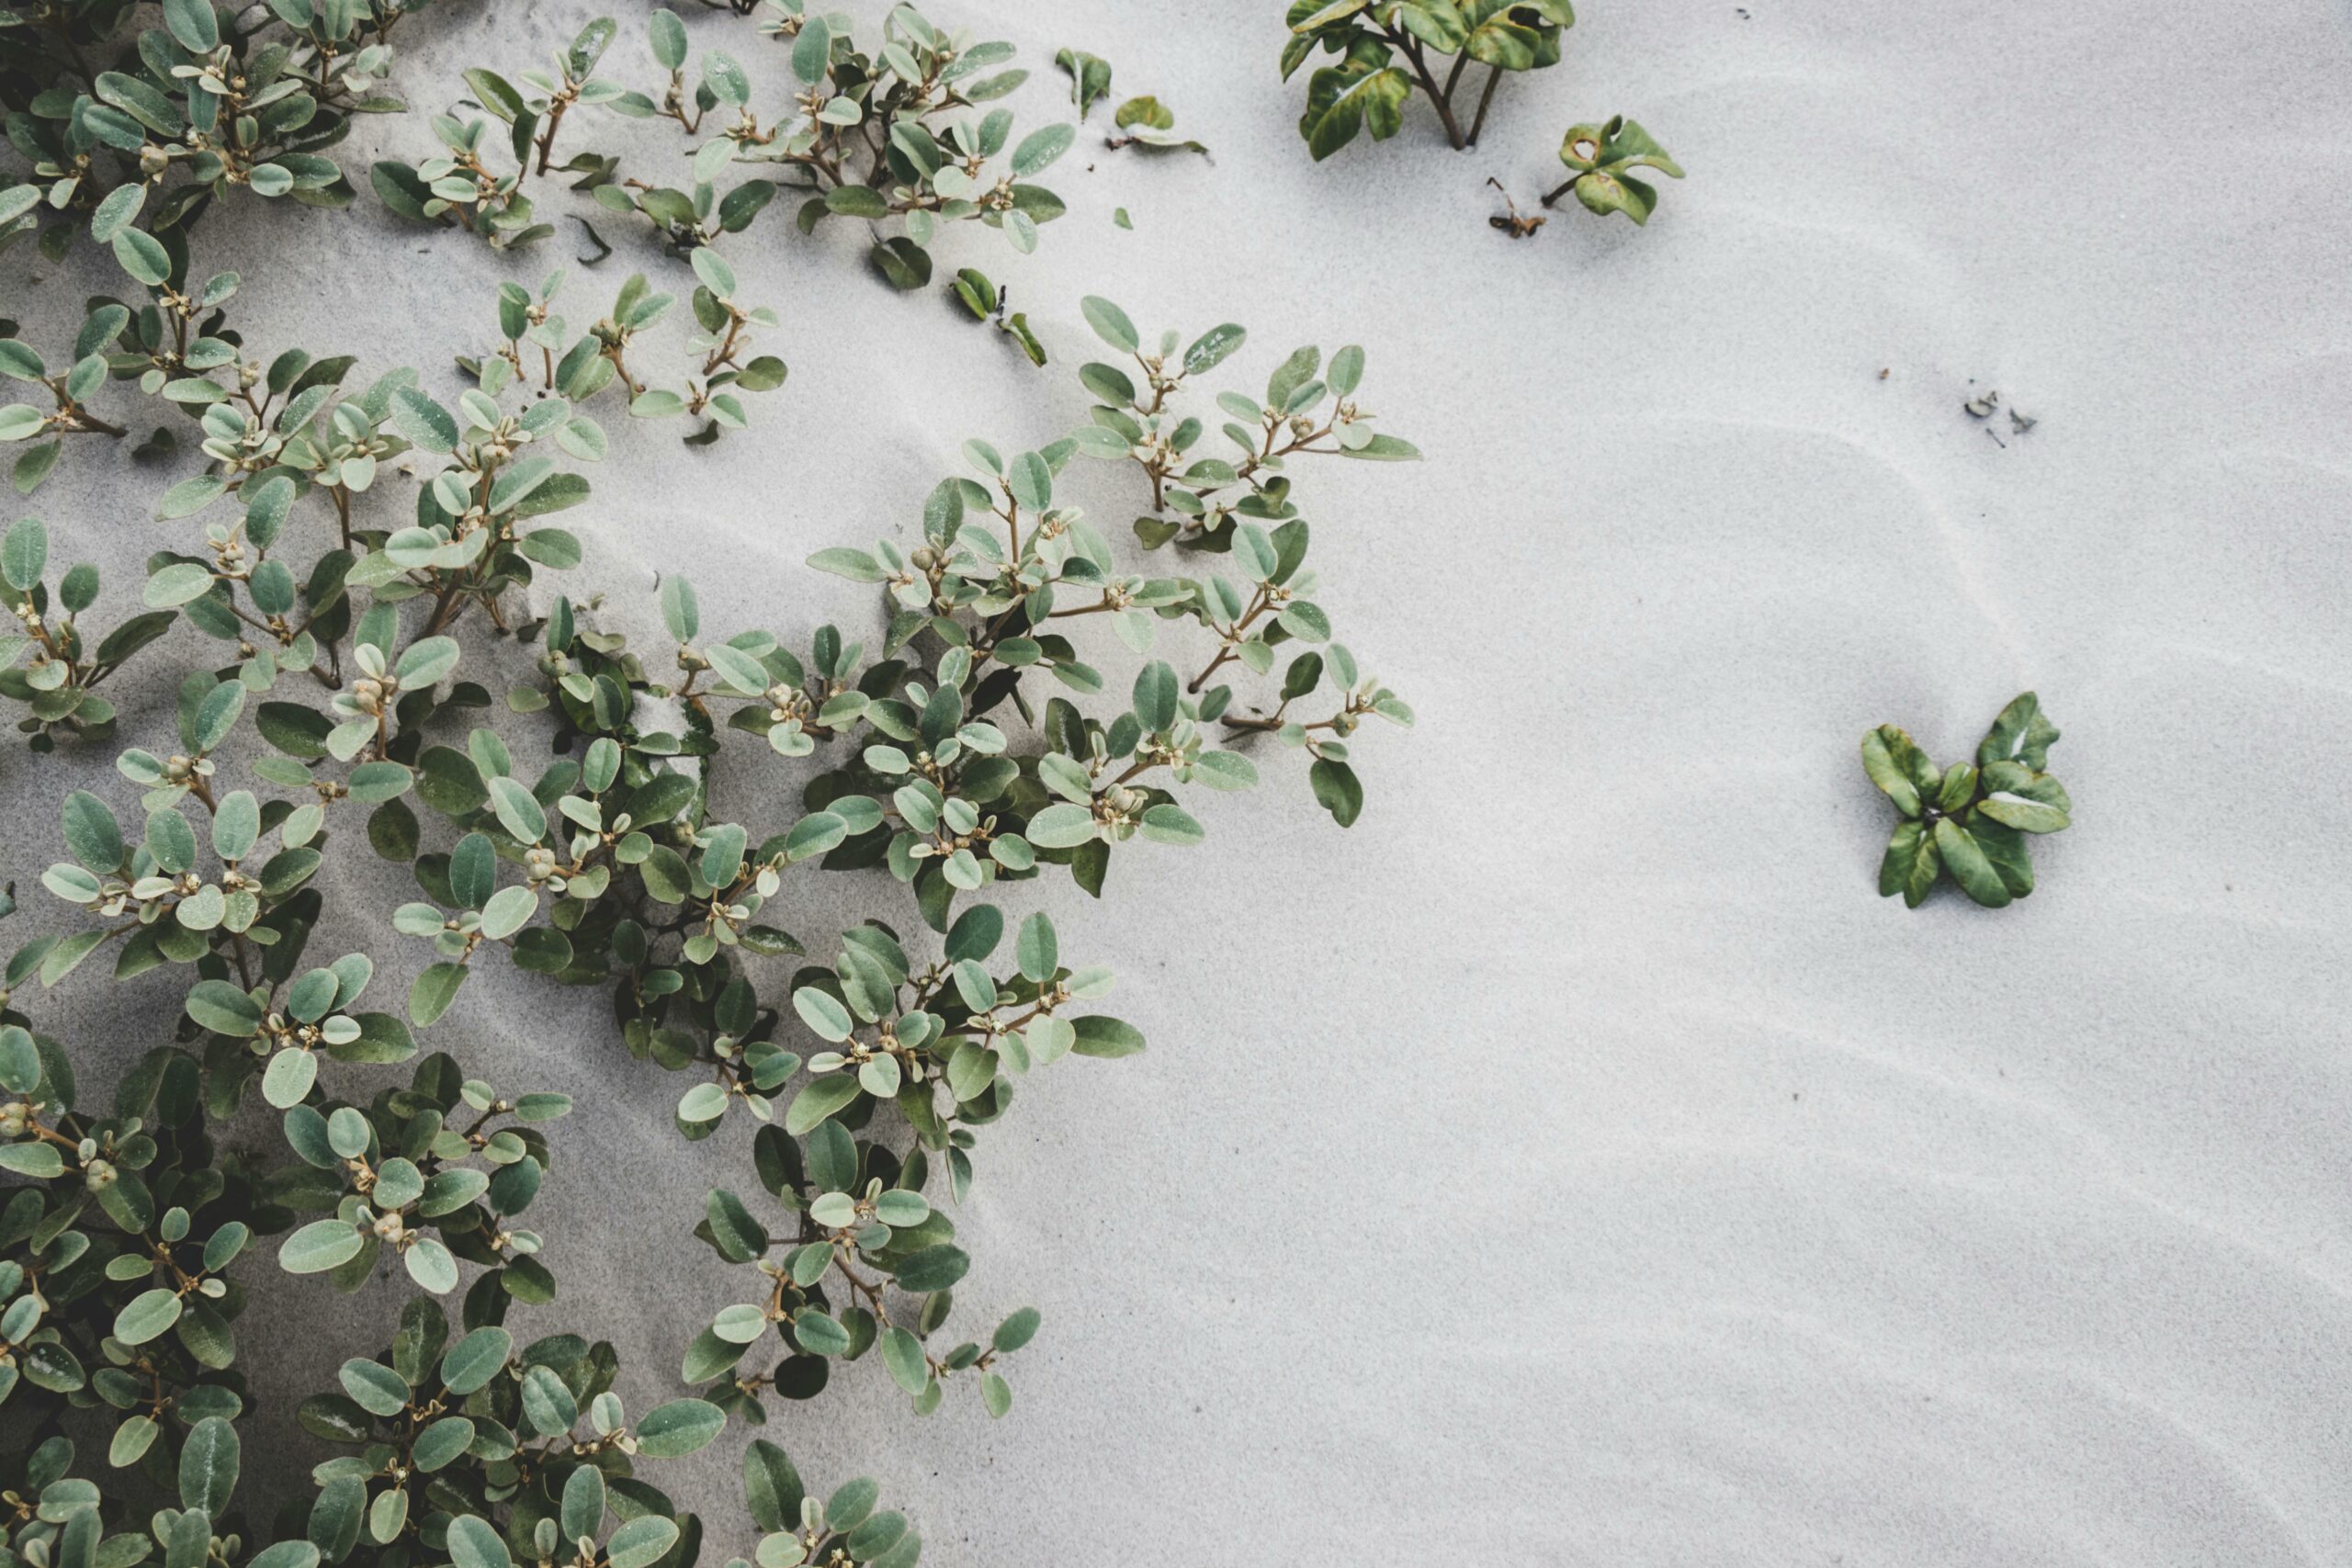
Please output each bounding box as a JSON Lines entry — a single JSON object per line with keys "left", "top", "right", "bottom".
{"left": 1863, "top": 692, "right": 2072, "bottom": 908}
{"left": 1, "top": 0, "right": 432, "bottom": 261}
{"left": 1540, "top": 115, "right": 1682, "bottom": 225}
{"left": 1283, "top": 0, "right": 1574, "bottom": 158}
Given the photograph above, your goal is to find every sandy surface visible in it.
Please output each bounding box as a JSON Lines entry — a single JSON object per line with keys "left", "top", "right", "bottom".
{"left": 9, "top": 0, "right": 2352, "bottom": 1562}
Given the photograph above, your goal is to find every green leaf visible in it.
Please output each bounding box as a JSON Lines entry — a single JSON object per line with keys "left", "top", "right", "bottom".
{"left": 705, "top": 1188, "right": 767, "bottom": 1260}
{"left": 186, "top": 980, "right": 263, "bottom": 1037}
{"left": 892, "top": 1244, "right": 969, "bottom": 1295}
{"left": 1025, "top": 802, "right": 1096, "bottom": 848}
{"left": 634, "top": 1398, "right": 725, "bottom": 1457}
{"left": 1139, "top": 804, "right": 1202, "bottom": 846}
{"left": 439, "top": 1326, "right": 512, "bottom": 1394}
{"left": 880, "top": 1325, "right": 929, "bottom": 1394}
{"left": 993, "top": 1305, "right": 1041, "bottom": 1353}
{"left": 1935, "top": 761, "right": 1978, "bottom": 815}
{"left": 824, "top": 185, "right": 888, "bottom": 219}
{"left": 1976, "top": 784, "right": 2069, "bottom": 835}
{"left": 792, "top": 1307, "right": 851, "bottom": 1357}
{"left": 1012, "top": 122, "right": 1075, "bottom": 176}
{"left": 1183, "top": 323, "right": 1247, "bottom": 378}
{"left": 705, "top": 643, "right": 771, "bottom": 694}
{"left": 1131, "top": 660, "right": 1177, "bottom": 730}
{"left": 279, "top": 1219, "right": 364, "bottom": 1273}
{"left": 1859, "top": 726, "right": 1928, "bottom": 818}
{"left": 409, "top": 963, "right": 468, "bottom": 1027}
{"left": 0, "top": 1026, "right": 39, "bottom": 1092}
{"left": 784, "top": 1074, "right": 860, "bottom": 1134}
{"left": 792, "top": 986, "right": 854, "bottom": 1042}
{"left": 1876, "top": 818, "right": 1940, "bottom": 908}
{"left": 487, "top": 776, "right": 547, "bottom": 842}
{"left": 660, "top": 574, "right": 699, "bottom": 639}
{"left": 162, "top": 0, "right": 219, "bottom": 51}
{"left": 338, "top": 1359, "right": 411, "bottom": 1417}
{"left": 1966, "top": 813, "right": 2038, "bottom": 899}
{"left": 744, "top": 1441, "right": 805, "bottom": 1532}
{"left": 1571, "top": 168, "right": 1658, "bottom": 226}
{"left": 178, "top": 1416, "right": 239, "bottom": 1518}
{"left": 1007, "top": 450, "right": 1053, "bottom": 513}
{"left": 1080, "top": 296, "right": 1138, "bottom": 354}
{"left": 1070, "top": 1015, "right": 1146, "bottom": 1057}
{"left": 1299, "top": 62, "right": 1411, "bottom": 161}
{"left": 390, "top": 389, "right": 458, "bottom": 454}
{"left": 1290, "top": 0, "right": 1369, "bottom": 30}
{"left": 0, "top": 1144, "right": 63, "bottom": 1177}
{"left": 144, "top": 561, "right": 216, "bottom": 605}
{"left": 113, "top": 228, "right": 173, "bottom": 287}
{"left": 1976, "top": 691, "right": 2061, "bottom": 771}
{"left": 807, "top": 547, "right": 884, "bottom": 582}
{"left": 114, "top": 1288, "right": 183, "bottom": 1346}
{"left": 1015, "top": 912, "right": 1057, "bottom": 983}
{"left": 412, "top": 1416, "right": 475, "bottom": 1472}
{"left": 62, "top": 789, "right": 123, "bottom": 870}
{"left": 605, "top": 1518, "right": 677, "bottom": 1568}
{"left": 446, "top": 1517, "right": 509, "bottom": 1568}
{"left": 649, "top": 8, "right": 686, "bottom": 68}
{"left": 1308, "top": 758, "right": 1363, "bottom": 827}
{"left": 1932, "top": 817, "right": 2011, "bottom": 908}
{"left": 1338, "top": 432, "right": 1420, "bottom": 460}
{"left": 450, "top": 831, "right": 495, "bottom": 909}
{"left": 1, "top": 516, "right": 46, "bottom": 590}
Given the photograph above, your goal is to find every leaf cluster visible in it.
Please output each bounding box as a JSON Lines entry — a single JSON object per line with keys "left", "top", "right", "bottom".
{"left": 1863, "top": 692, "right": 2072, "bottom": 908}
{"left": 1, "top": 0, "right": 433, "bottom": 261}
{"left": 371, "top": 3, "right": 1075, "bottom": 297}
{"left": 1539, "top": 115, "right": 1681, "bottom": 225}
{"left": 1283, "top": 0, "right": 1572, "bottom": 158}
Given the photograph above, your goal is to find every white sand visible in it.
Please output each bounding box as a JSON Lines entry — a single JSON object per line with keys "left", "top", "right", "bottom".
{"left": 11, "top": 0, "right": 2352, "bottom": 1562}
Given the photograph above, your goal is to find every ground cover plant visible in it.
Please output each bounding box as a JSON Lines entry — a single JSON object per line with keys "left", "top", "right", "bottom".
{"left": 0, "top": 117, "right": 1422, "bottom": 1562}
{"left": 369, "top": 3, "right": 1076, "bottom": 292}
{"left": 1, "top": 0, "right": 436, "bottom": 259}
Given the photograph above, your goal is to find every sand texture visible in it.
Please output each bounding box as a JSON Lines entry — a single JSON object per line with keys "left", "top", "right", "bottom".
{"left": 6, "top": 0, "right": 2351, "bottom": 1562}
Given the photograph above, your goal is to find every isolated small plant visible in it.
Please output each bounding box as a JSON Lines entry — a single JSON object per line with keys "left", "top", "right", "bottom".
{"left": 1283, "top": 0, "right": 1574, "bottom": 158}
{"left": 1102, "top": 96, "right": 1208, "bottom": 157}
{"left": 946, "top": 268, "right": 1046, "bottom": 366}
{"left": 1862, "top": 692, "right": 2072, "bottom": 908}
{"left": 1541, "top": 115, "right": 1682, "bottom": 225}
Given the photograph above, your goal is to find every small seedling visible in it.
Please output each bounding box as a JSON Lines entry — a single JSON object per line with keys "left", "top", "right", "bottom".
{"left": 1541, "top": 116, "right": 1683, "bottom": 224}
{"left": 1105, "top": 96, "right": 1210, "bottom": 156}
{"left": 1862, "top": 693, "right": 2073, "bottom": 908}
{"left": 948, "top": 268, "right": 1046, "bottom": 366}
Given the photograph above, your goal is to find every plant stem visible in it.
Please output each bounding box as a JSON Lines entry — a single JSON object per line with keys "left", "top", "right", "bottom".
{"left": 1466, "top": 63, "right": 1503, "bottom": 146}
{"left": 1380, "top": 26, "right": 1465, "bottom": 150}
